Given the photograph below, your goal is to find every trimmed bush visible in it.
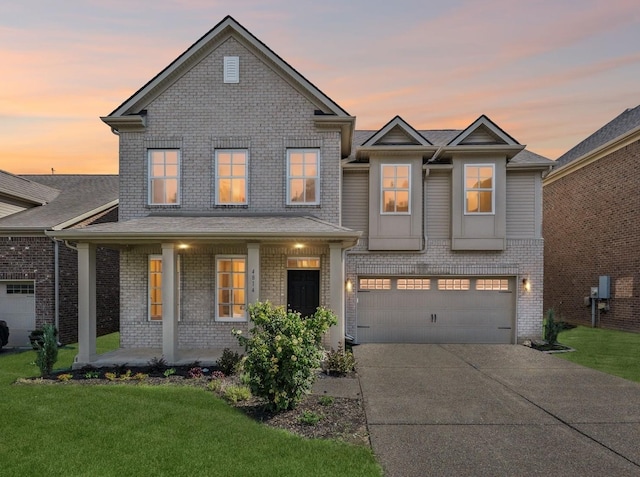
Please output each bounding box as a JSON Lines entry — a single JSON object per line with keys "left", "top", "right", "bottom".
{"left": 544, "top": 308, "right": 564, "bottom": 345}
{"left": 35, "top": 324, "right": 58, "bottom": 377}
{"left": 233, "top": 301, "right": 336, "bottom": 412}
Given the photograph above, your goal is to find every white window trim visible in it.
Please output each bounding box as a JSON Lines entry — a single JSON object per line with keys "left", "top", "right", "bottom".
{"left": 148, "top": 149, "right": 181, "bottom": 206}
{"left": 464, "top": 163, "right": 495, "bottom": 215}
{"left": 214, "top": 149, "right": 248, "bottom": 205}
{"left": 286, "top": 149, "right": 320, "bottom": 205}
{"left": 148, "top": 255, "right": 181, "bottom": 322}
{"left": 215, "top": 255, "right": 248, "bottom": 322}
{"left": 380, "top": 164, "right": 411, "bottom": 215}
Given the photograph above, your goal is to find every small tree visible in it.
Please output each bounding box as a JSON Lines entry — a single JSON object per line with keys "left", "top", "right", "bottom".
{"left": 543, "top": 308, "right": 563, "bottom": 345}
{"left": 233, "top": 301, "right": 336, "bottom": 412}
{"left": 35, "top": 324, "right": 58, "bottom": 377}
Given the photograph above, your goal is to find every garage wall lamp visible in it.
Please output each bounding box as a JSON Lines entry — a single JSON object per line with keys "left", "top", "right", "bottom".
{"left": 345, "top": 279, "right": 353, "bottom": 292}
{"left": 522, "top": 277, "right": 531, "bottom": 293}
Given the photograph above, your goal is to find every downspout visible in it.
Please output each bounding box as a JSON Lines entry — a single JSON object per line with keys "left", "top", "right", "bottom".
{"left": 54, "top": 239, "right": 59, "bottom": 333}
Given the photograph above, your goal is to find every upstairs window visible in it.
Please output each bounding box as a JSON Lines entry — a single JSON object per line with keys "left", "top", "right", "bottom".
{"left": 149, "top": 149, "right": 180, "bottom": 205}
{"left": 465, "top": 164, "right": 494, "bottom": 214}
{"left": 215, "top": 150, "right": 247, "bottom": 205}
{"left": 287, "top": 149, "right": 319, "bottom": 205}
{"left": 381, "top": 165, "right": 410, "bottom": 213}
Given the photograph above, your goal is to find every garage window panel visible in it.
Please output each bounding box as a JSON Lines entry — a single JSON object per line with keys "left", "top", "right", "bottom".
{"left": 437, "top": 278, "right": 470, "bottom": 290}
{"left": 359, "top": 278, "right": 391, "bottom": 290}
{"left": 397, "top": 278, "right": 431, "bottom": 290}
{"left": 476, "top": 279, "right": 509, "bottom": 291}
{"left": 6, "top": 284, "right": 34, "bottom": 294}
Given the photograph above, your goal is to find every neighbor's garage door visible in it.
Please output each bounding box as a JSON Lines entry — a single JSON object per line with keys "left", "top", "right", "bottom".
{"left": 0, "top": 281, "right": 36, "bottom": 347}
{"left": 356, "top": 277, "right": 515, "bottom": 344}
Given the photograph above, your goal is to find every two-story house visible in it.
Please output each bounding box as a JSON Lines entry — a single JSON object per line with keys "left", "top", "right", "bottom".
{"left": 50, "top": 16, "right": 551, "bottom": 367}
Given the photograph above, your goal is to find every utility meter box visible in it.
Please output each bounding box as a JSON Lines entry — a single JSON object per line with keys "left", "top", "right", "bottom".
{"left": 599, "top": 275, "right": 611, "bottom": 300}
{"left": 590, "top": 287, "right": 599, "bottom": 299}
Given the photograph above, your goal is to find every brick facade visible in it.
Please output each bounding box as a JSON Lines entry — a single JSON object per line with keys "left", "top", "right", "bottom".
{"left": 0, "top": 206, "right": 120, "bottom": 345}
{"left": 543, "top": 140, "right": 640, "bottom": 331}
{"left": 118, "top": 37, "right": 341, "bottom": 226}
{"left": 120, "top": 244, "right": 332, "bottom": 349}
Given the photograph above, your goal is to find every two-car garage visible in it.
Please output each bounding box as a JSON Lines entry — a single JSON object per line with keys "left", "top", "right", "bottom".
{"left": 356, "top": 276, "right": 516, "bottom": 344}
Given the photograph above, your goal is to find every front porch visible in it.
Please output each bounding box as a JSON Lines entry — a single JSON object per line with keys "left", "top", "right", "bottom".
{"left": 73, "top": 346, "right": 244, "bottom": 369}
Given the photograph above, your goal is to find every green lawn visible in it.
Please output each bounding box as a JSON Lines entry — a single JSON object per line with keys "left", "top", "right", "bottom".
{"left": 0, "top": 334, "right": 381, "bottom": 477}
{"left": 556, "top": 326, "right": 640, "bottom": 383}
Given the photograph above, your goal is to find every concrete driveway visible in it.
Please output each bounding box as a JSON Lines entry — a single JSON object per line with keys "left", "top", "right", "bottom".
{"left": 353, "top": 344, "right": 640, "bottom": 477}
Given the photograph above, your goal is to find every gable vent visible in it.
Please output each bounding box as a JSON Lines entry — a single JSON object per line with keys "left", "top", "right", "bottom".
{"left": 375, "top": 126, "right": 418, "bottom": 145}
{"left": 461, "top": 126, "right": 503, "bottom": 145}
{"left": 224, "top": 56, "right": 239, "bottom": 83}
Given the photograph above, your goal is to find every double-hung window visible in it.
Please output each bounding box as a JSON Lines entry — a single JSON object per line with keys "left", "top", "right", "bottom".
{"left": 216, "top": 256, "right": 247, "bottom": 321}
{"left": 149, "top": 149, "right": 180, "bottom": 205}
{"left": 287, "top": 149, "right": 319, "bottom": 205}
{"left": 381, "top": 164, "right": 410, "bottom": 213}
{"left": 148, "top": 255, "right": 181, "bottom": 321}
{"left": 215, "top": 149, "right": 247, "bottom": 205}
{"left": 465, "top": 164, "right": 494, "bottom": 214}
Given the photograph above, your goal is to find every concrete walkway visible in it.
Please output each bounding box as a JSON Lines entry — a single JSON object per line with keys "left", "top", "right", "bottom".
{"left": 354, "top": 344, "right": 640, "bottom": 477}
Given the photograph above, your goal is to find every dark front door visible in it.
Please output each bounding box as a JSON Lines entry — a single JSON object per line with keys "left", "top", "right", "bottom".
{"left": 287, "top": 270, "right": 320, "bottom": 317}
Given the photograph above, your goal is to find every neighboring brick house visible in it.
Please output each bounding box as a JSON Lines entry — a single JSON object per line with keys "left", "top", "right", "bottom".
{"left": 0, "top": 171, "right": 119, "bottom": 346}
{"left": 543, "top": 106, "right": 640, "bottom": 332}
{"left": 50, "top": 16, "right": 552, "bottom": 367}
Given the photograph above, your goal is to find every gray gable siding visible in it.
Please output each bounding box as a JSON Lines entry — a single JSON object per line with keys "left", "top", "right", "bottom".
{"left": 119, "top": 36, "right": 341, "bottom": 224}
{"left": 506, "top": 172, "right": 538, "bottom": 238}
{"left": 425, "top": 171, "right": 451, "bottom": 239}
{"left": 342, "top": 170, "right": 368, "bottom": 237}
{"left": 0, "top": 200, "right": 27, "bottom": 219}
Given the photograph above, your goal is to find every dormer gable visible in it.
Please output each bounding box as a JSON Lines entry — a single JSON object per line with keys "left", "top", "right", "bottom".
{"left": 362, "top": 116, "right": 432, "bottom": 147}
{"left": 448, "top": 115, "right": 520, "bottom": 146}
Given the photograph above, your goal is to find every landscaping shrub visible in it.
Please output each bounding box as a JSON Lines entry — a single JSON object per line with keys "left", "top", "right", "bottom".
{"left": 543, "top": 308, "right": 564, "bottom": 345}
{"left": 233, "top": 301, "right": 337, "bottom": 412}
{"left": 298, "top": 410, "right": 322, "bottom": 426}
{"left": 35, "top": 324, "right": 58, "bottom": 377}
{"left": 223, "top": 384, "right": 251, "bottom": 403}
{"left": 217, "top": 348, "right": 243, "bottom": 376}
{"left": 323, "top": 346, "right": 356, "bottom": 376}
{"left": 187, "top": 367, "right": 205, "bottom": 379}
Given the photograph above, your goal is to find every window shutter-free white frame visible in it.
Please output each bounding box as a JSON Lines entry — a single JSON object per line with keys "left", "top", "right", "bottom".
{"left": 224, "top": 56, "right": 239, "bottom": 83}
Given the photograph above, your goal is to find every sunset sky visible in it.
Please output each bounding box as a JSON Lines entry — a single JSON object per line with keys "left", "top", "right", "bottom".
{"left": 1, "top": 0, "right": 639, "bottom": 174}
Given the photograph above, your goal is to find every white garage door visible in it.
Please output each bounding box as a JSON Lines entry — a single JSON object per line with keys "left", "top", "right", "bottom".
{"left": 356, "top": 277, "right": 515, "bottom": 344}
{"left": 0, "top": 281, "right": 36, "bottom": 347}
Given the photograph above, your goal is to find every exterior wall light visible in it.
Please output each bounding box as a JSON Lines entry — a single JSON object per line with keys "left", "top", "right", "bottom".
{"left": 522, "top": 277, "right": 531, "bottom": 292}
{"left": 345, "top": 279, "right": 353, "bottom": 292}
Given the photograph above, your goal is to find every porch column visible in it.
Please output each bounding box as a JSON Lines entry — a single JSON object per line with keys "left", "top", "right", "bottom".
{"left": 329, "top": 242, "right": 345, "bottom": 350}
{"left": 247, "top": 243, "right": 260, "bottom": 310}
{"left": 76, "top": 243, "right": 96, "bottom": 365}
{"left": 161, "top": 243, "right": 178, "bottom": 363}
